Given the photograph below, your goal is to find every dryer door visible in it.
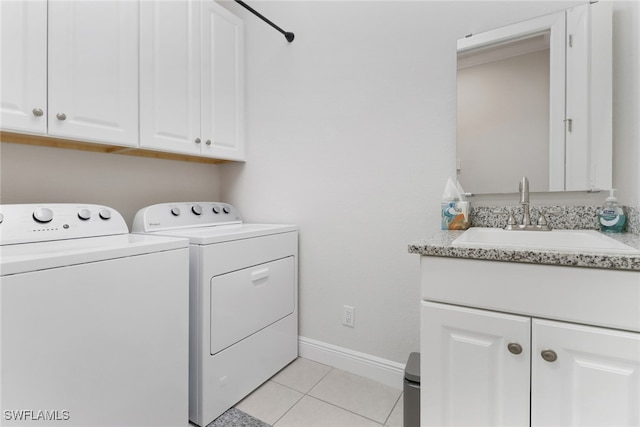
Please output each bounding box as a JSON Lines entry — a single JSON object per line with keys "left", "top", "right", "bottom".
{"left": 210, "top": 256, "right": 295, "bottom": 354}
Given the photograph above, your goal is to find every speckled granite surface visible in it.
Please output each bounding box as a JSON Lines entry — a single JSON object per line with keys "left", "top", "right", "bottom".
{"left": 470, "top": 205, "right": 640, "bottom": 232}
{"left": 409, "top": 206, "right": 640, "bottom": 271}
{"left": 206, "top": 408, "right": 270, "bottom": 427}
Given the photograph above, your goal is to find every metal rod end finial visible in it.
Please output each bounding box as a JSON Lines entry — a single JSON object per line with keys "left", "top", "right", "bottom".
{"left": 285, "top": 32, "right": 295, "bottom": 42}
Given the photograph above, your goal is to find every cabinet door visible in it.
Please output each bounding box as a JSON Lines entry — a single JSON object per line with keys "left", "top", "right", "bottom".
{"left": 201, "top": 1, "right": 245, "bottom": 161}
{"left": 421, "top": 302, "right": 530, "bottom": 427}
{"left": 139, "top": 0, "right": 201, "bottom": 155}
{"left": 48, "top": 0, "right": 138, "bottom": 146}
{"left": 0, "top": 0, "right": 47, "bottom": 134}
{"left": 532, "top": 319, "right": 640, "bottom": 426}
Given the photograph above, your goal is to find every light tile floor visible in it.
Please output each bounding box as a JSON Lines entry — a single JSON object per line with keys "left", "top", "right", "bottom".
{"left": 235, "top": 358, "right": 403, "bottom": 427}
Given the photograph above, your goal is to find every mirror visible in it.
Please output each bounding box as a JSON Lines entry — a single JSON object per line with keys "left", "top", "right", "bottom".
{"left": 456, "top": 1, "right": 612, "bottom": 194}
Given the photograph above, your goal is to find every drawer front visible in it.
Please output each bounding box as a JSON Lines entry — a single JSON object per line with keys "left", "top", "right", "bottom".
{"left": 421, "top": 256, "right": 640, "bottom": 332}
{"left": 210, "top": 256, "right": 295, "bottom": 354}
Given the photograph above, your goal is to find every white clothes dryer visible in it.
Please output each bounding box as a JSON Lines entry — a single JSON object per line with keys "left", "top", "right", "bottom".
{"left": 132, "top": 202, "right": 298, "bottom": 427}
{"left": 0, "top": 204, "right": 189, "bottom": 427}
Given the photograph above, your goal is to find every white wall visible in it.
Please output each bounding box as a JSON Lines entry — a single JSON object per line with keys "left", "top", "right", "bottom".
{"left": 0, "top": 142, "right": 222, "bottom": 227}
{"left": 220, "top": 0, "right": 640, "bottom": 364}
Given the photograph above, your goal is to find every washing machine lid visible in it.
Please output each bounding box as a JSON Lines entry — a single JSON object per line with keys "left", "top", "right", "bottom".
{"left": 0, "top": 234, "right": 188, "bottom": 276}
{"left": 145, "top": 223, "right": 298, "bottom": 245}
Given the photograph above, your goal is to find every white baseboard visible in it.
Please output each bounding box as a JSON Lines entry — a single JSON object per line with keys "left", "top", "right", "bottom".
{"left": 298, "top": 336, "right": 406, "bottom": 390}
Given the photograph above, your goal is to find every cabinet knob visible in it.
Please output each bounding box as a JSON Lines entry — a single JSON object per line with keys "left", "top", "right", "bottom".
{"left": 541, "top": 349, "right": 558, "bottom": 362}
{"left": 507, "top": 343, "right": 523, "bottom": 355}
{"left": 195, "top": 138, "right": 201, "bottom": 144}
{"left": 32, "top": 108, "right": 44, "bottom": 117}
{"left": 205, "top": 140, "right": 211, "bottom": 145}
{"left": 56, "top": 112, "right": 67, "bottom": 121}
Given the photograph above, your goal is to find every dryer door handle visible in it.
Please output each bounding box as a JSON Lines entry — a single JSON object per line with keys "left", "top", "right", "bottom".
{"left": 251, "top": 268, "right": 270, "bottom": 283}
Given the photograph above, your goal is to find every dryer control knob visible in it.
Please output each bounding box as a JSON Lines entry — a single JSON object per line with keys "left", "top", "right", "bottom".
{"left": 33, "top": 207, "right": 54, "bottom": 223}
{"left": 192, "top": 205, "right": 203, "bottom": 215}
{"left": 78, "top": 209, "right": 92, "bottom": 220}
{"left": 99, "top": 209, "right": 112, "bottom": 220}
{"left": 212, "top": 206, "right": 220, "bottom": 214}
{"left": 222, "top": 206, "right": 230, "bottom": 214}
{"left": 171, "top": 207, "right": 181, "bottom": 216}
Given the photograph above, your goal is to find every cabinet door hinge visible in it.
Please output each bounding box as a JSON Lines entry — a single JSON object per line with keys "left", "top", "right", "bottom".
{"left": 565, "top": 118, "right": 573, "bottom": 133}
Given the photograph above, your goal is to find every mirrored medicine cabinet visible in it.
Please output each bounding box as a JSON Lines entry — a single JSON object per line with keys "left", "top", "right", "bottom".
{"left": 456, "top": 1, "right": 612, "bottom": 195}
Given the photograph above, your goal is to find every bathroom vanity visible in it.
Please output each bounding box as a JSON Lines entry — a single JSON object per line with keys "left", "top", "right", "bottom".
{"left": 410, "top": 228, "right": 640, "bottom": 426}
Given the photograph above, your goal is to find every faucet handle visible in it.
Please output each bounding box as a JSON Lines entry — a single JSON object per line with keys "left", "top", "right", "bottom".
{"left": 537, "top": 207, "right": 562, "bottom": 228}
{"left": 492, "top": 208, "right": 517, "bottom": 229}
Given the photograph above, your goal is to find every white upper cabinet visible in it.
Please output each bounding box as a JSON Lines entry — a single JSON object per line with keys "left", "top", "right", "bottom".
{"left": 1, "top": 0, "right": 47, "bottom": 134}
{"left": 140, "top": 0, "right": 245, "bottom": 161}
{"left": 2, "top": 0, "right": 243, "bottom": 162}
{"left": 48, "top": 0, "right": 139, "bottom": 146}
{"left": 139, "top": 0, "right": 202, "bottom": 154}
{"left": 201, "top": 1, "right": 245, "bottom": 160}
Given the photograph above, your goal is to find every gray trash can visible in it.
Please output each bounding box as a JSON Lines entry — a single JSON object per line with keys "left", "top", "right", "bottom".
{"left": 404, "top": 352, "right": 420, "bottom": 427}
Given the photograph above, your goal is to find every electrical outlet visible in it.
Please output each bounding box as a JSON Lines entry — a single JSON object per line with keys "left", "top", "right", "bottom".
{"left": 342, "top": 305, "right": 355, "bottom": 327}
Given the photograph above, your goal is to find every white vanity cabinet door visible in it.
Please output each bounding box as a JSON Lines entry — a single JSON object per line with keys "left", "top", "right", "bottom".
{"left": 139, "top": 0, "right": 202, "bottom": 155}
{"left": 421, "top": 301, "right": 531, "bottom": 427}
{"left": 532, "top": 319, "right": 640, "bottom": 427}
{"left": 0, "top": 0, "right": 47, "bottom": 134}
{"left": 200, "top": 1, "right": 245, "bottom": 161}
{"left": 48, "top": 0, "right": 138, "bottom": 146}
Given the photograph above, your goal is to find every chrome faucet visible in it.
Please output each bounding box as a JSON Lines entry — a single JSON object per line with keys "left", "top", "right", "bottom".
{"left": 495, "top": 176, "right": 561, "bottom": 231}
{"left": 519, "top": 176, "right": 532, "bottom": 227}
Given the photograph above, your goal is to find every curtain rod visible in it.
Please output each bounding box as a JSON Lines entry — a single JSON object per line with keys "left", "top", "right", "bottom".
{"left": 234, "top": 0, "right": 294, "bottom": 42}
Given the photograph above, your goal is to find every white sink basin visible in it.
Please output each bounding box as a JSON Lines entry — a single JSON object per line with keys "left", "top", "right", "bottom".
{"left": 452, "top": 227, "right": 640, "bottom": 255}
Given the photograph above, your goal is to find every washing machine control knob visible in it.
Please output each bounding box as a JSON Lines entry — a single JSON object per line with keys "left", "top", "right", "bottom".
{"left": 171, "top": 207, "right": 181, "bottom": 216}
{"left": 212, "top": 205, "right": 220, "bottom": 214}
{"left": 33, "top": 207, "right": 54, "bottom": 223}
{"left": 192, "top": 205, "right": 203, "bottom": 215}
{"left": 99, "top": 209, "right": 112, "bottom": 220}
{"left": 78, "top": 209, "right": 92, "bottom": 220}
{"left": 222, "top": 206, "right": 230, "bottom": 214}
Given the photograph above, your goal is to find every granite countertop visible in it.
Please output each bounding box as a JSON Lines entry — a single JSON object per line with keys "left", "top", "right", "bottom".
{"left": 408, "top": 229, "right": 640, "bottom": 271}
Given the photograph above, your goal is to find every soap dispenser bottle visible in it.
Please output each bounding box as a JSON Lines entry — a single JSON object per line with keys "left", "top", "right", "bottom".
{"left": 599, "top": 189, "right": 626, "bottom": 233}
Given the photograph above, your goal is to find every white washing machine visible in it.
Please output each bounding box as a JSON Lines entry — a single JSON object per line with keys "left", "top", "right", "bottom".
{"left": 132, "top": 202, "right": 298, "bottom": 427}
{"left": 0, "top": 204, "right": 189, "bottom": 427}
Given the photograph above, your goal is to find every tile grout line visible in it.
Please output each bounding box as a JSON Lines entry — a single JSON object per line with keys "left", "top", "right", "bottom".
{"left": 300, "top": 395, "right": 386, "bottom": 426}
{"left": 269, "top": 386, "right": 304, "bottom": 427}
{"left": 269, "top": 365, "right": 336, "bottom": 426}
{"left": 382, "top": 392, "right": 403, "bottom": 427}
{"left": 255, "top": 361, "right": 400, "bottom": 426}
{"left": 272, "top": 366, "right": 394, "bottom": 426}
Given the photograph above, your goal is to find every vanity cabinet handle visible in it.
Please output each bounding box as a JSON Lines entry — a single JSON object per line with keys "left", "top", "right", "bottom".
{"left": 541, "top": 349, "right": 558, "bottom": 362}
{"left": 56, "top": 112, "right": 67, "bottom": 121}
{"left": 507, "top": 343, "right": 523, "bottom": 355}
{"left": 205, "top": 140, "right": 211, "bottom": 145}
{"left": 32, "top": 108, "right": 44, "bottom": 117}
